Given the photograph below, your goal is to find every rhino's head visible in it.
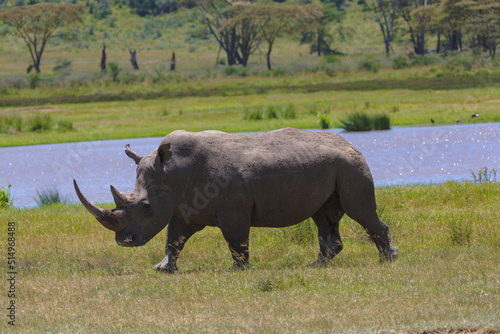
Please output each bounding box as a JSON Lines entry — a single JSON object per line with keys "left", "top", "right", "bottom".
{"left": 74, "top": 143, "right": 175, "bottom": 247}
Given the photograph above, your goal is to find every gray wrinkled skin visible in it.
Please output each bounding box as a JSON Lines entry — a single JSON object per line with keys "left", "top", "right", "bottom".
{"left": 74, "top": 128, "right": 398, "bottom": 272}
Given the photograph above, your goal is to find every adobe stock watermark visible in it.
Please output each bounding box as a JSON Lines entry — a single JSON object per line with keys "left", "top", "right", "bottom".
{"left": 6, "top": 221, "right": 16, "bottom": 327}
{"left": 177, "top": 176, "right": 230, "bottom": 224}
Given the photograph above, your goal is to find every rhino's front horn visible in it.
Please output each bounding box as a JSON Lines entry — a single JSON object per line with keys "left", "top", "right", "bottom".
{"left": 110, "top": 185, "right": 132, "bottom": 207}
{"left": 125, "top": 144, "right": 143, "bottom": 165}
{"left": 73, "top": 179, "right": 119, "bottom": 231}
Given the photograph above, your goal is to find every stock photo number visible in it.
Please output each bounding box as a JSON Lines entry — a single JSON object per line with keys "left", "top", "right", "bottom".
{"left": 6, "top": 221, "right": 16, "bottom": 327}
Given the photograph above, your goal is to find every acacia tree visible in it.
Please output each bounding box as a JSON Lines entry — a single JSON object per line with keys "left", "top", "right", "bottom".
{"left": 0, "top": 3, "right": 85, "bottom": 73}
{"left": 399, "top": 0, "right": 434, "bottom": 55}
{"left": 431, "top": 0, "right": 472, "bottom": 51}
{"left": 300, "top": 3, "right": 344, "bottom": 57}
{"left": 367, "top": 0, "right": 398, "bottom": 55}
{"left": 226, "top": 3, "right": 320, "bottom": 70}
{"left": 468, "top": 0, "right": 500, "bottom": 59}
{"left": 197, "top": 0, "right": 246, "bottom": 66}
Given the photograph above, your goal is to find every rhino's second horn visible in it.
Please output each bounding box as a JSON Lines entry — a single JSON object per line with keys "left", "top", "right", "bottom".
{"left": 110, "top": 185, "right": 133, "bottom": 207}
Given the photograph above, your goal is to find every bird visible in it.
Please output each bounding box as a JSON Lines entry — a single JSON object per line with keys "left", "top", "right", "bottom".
{"left": 431, "top": 118, "right": 435, "bottom": 124}
{"left": 456, "top": 119, "right": 461, "bottom": 124}
{"left": 472, "top": 113, "right": 480, "bottom": 118}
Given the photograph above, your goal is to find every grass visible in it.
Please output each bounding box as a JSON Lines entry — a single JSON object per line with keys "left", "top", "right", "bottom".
{"left": 1, "top": 182, "right": 499, "bottom": 332}
{"left": 34, "top": 185, "right": 68, "bottom": 207}
{"left": 339, "top": 112, "right": 391, "bottom": 131}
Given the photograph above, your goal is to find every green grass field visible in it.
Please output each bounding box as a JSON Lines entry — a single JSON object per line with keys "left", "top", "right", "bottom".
{"left": 1, "top": 182, "right": 499, "bottom": 333}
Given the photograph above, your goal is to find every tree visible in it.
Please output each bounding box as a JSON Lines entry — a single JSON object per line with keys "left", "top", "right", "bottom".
{"left": 0, "top": 3, "right": 85, "bottom": 73}
{"left": 228, "top": 3, "right": 320, "bottom": 70}
{"left": 399, "top": 0, "right": 434, "bottom": 55}
{"left": 468, "top": 0, "right": 500, "bottom": 59}
{"left": 367, "top": 0, "right": 398, "bottom": 55}
{"left": 301, "top": 3, "right": 345, "bottom": 56}
{"left": 197, "top": 0, "right": 240, "bottom": 66}
{"left": 432, "top": 0, "right": 472, "bottom": 51}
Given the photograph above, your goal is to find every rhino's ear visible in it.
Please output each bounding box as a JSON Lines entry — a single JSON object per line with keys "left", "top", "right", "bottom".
{"left": 156, "top": 142, "right": 172, "bottom": 165}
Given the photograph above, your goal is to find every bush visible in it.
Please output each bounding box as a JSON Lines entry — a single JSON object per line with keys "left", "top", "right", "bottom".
{"left": 243, "top": 107, "right": 263, "bottom": 120}
{"left": 0, "top": 185, "right": 12, "bottom": 208}
{"left": 34, "top": 186, "right": 67, "bottom": 207}
{"left": 28, "top": 73, "right": 41, "bottom": 89}
{"left": 360, "top": 57, "right": 380, "bottom": 72}
{"left": 0, "top": 116, "right": 23, "bottom": 134}
{"left": 108, "top": 62, "right": 121, "bottom": 82}
{"left": 224, "top": 66, "right": 249, "bottom": 77}
{"left": 57, "top": 119, "right": 74, "bottom": 132}
{"left": 338, "top": 112, "right": 390, "bottom": 132}
{"left": 282, "top": 104, "right": 296, "bottom": 119}
{"left": 266, "top": 105, "right": 279, "bottom": 119}
{"left": 371, "top": 114, "right": 391, "bottom": 130}
{"left": 52, "top": 59, "right": 72, "bottom": 75}
{"left": 29, "top": 113, "right": 53, "bottom": 132}
{"left": 317, "top": 111, "right": 331, "bottom": 129}
{"left": 392, "top": 56, "right": 411, "bottom": 69}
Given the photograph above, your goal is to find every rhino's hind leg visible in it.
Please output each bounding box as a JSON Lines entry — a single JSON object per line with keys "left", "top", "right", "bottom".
{"left": 312, "top": 192, "right": 345, "bottom": 265}
{"left": 217, "top": 210, "right": 251, "bottom": 270}
{"left": 155, "top": 217, "right": 205, "bottom": 273}
{"left": 338, "top": 176, "right": 398, "bottom": 262}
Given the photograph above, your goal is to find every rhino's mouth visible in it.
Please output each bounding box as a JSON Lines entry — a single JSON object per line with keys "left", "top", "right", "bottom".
{"left": 116, "top": 234, "right": 146, "bottom": 247}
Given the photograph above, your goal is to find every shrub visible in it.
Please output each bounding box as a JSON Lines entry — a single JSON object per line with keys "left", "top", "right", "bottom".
{"left": 224, "top": 66, "right": 249, "bottom": 77}
{"left": 360, "top": 57, "right": 380, "bottom": 72}
{"left": 28, "top": 73, "right": 41, "bottom": 89}
{"left": 108, "top": 62, "right": 121, "bottom": 82}
{"left": 0, "top": 185, "right": 12, "bottom": 208}
{"left": 52, "top": 59, "right": 72, "bottom": 75}
{"left": 0, "top": 116, "right": 23, "bottom": 134}
{"left": 34, "top": 186, "right": 67, "bottom": 206}
{"left": 243, "top": 107, "right": 263, "bottom": 120}
{"left": 371, "top": 114, "right": 391, "bottom": 130}
{"left": 338, "top": 112, "right": 390, "bottom": 132}
{"left": 392, "top": 56, "right": 411, "bottom": 69}
{"left": 29, "top": 113, "right": 53, "bottom": 132}
{"left": 282, "top": 104, "right": 296, "bottom": 119}
{"left": 57, "top": 119, "right": 74, "bottom": 132}
{"left": 317, "top": 111, "right": 331, "bottom": 129}
{"left": 266, "top": 105, "right": 279, "bottom": 119}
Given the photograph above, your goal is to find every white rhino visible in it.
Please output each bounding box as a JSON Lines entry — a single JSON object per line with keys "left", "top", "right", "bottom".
{"left": 74, "top": 128, "right": 397, "bottom": 272}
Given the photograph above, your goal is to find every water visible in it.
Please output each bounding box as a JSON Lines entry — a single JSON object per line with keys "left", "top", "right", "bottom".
{"left": 1, "top": 123, "right": 498, "bottom": 207}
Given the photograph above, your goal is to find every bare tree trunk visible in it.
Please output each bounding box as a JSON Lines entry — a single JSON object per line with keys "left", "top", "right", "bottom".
{"left": 101, "top": 44, "right": 106, "bottom": 72}
{"left": 129, "top": 49, "right": 139, "bottom": 70}
{"left": 170, "top": 51, "right": 176, "bottom": 71}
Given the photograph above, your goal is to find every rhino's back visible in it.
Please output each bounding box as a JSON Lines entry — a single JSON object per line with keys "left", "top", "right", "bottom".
{"left": 165, "top": 128, "right": 362, "bottom": 227}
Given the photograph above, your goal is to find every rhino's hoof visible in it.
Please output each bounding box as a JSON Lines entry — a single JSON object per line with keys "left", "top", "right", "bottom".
{"left": 311, "top": 254, "right": 331, "bottom": 267}
{"left": 379, "top": 246, "right": 398, "bottom": 262}
{"left": 154, "top": 262, "right": 178, "bottom": 273}
{"left": 231, "top": 263, "right": 251, "bottom": 271}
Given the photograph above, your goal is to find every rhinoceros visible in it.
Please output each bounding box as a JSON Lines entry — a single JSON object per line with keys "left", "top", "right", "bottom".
{"left": 74, "top": 128, "right": 397, "bottom": 272}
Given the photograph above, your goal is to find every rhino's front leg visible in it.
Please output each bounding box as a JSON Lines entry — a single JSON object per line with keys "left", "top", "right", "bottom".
{"left": 154, "top": 216, "right": 205, "bottom": 273}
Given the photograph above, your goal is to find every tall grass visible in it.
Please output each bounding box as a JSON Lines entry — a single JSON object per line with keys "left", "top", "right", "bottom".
{"left": 34, "top": 186, "right": 68, "bottom": 206}
{"left": 339, "top": 112, "right": 391, "bottom": 131}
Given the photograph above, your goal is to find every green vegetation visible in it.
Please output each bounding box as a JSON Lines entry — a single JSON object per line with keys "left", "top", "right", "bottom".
{"left": 339, "top": 112, "right": 391, "bottom": 131}
{"left": 1, "top": 182, "right": 498, "bottom": 332}
{"left": 0, "top": 184, "right": 12, "bottom": 208}
{"left": 34, "top": 185, "right": 69, "bottom": 207}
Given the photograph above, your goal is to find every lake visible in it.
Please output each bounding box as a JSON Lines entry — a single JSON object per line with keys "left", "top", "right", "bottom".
{"left": 1, "top": 123, "right": 498, "bottom": 207}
